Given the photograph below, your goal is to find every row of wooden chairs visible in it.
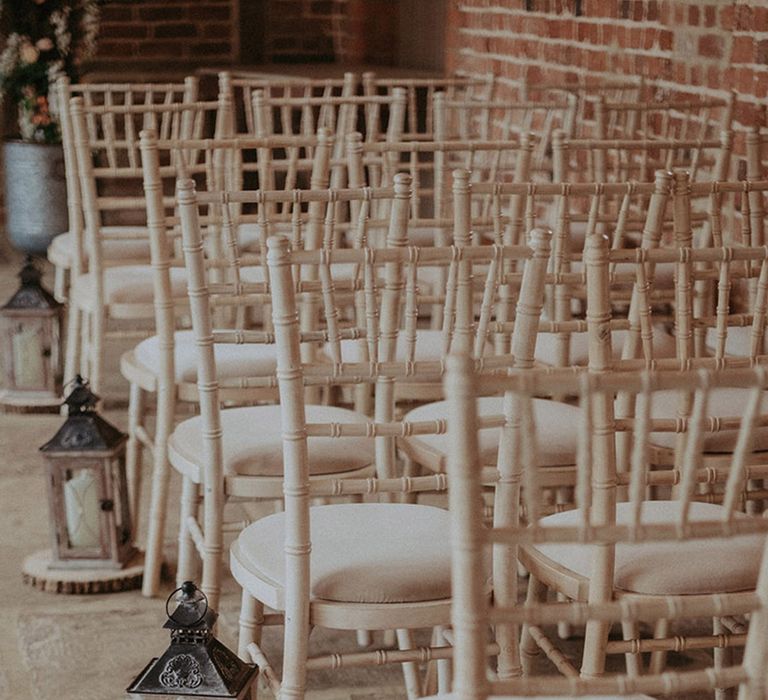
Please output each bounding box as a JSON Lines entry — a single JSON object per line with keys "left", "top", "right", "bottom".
{"left": 42, "top": 71, "right": 768, "bottom": 699}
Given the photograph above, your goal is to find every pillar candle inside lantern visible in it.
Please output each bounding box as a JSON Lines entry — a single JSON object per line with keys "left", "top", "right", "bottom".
{"left": 12, "top": 323, "right": 44, "bottom": 388}
{"left": 63, "top": 469, "right": 101, "bottom": 548}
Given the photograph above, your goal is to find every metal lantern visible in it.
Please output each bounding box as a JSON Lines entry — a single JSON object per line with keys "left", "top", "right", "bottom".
{"left": 127, "top": 581, "right": 258, "bottom": 698}
{"left": 0, "top": 256, "right": 63, "bottom": 407}
{"left": 39, "top": 376, "right": 134, "bottom": 569}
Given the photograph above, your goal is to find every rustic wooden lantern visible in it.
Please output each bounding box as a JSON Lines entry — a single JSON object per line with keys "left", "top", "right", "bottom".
{"left": 127, "top": 581, "right": 258, "bottom": 698}
{"left": 0, "top": 256, "right": 63, "bottom": 408}
{"left": 39, "top": 375, "right": 135, "bottom": 569}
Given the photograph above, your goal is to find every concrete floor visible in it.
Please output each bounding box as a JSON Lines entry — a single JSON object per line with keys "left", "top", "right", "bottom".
{"left": 0, "top": 248, "right": 718, "bottom": 699}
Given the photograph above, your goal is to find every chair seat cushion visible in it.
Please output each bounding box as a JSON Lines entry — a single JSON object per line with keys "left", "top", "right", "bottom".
{"left": 423, "top": 694, "right": 653, "bottom": 699}
{"left": 531, "top": 501, "right": 767, "bottom": 595}
{"left": 646, "top": 387, "right": 768, "bottom": 452}
{"left": 333, "top": 329, "right": 491, "bottom": 364}
{"left": 533, "top": 325, "right": 676, "bottom": 367}
{"left": 233, "top": 503, "right": 453, "bottom": 603}
{"left": 169, "top": 404, "right": 374, "bottom": 478}
{"left": 134, "top": 330, "right": 277, "bottom": 382}
{"left": 47, "top": 227, "right": 153, "bottom": 265}
{"left": 705, "top": 325, "right": 768, "bottom": 357}
{"left": 403, "top": 396, "right": 581, "bottom": 471}
{"left": 72, "top": 265, "right": 187, "bottom": 306}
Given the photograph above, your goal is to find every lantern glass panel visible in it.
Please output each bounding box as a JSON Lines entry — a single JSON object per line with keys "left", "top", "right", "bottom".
{"left": 11, "top": 318, "right": 47, "bottom": 388}
{"left": 110, "top": 456, "right": 132, "bottom": 546}
{"left": 61, "top": 463, "right": 104, "bottom": 552}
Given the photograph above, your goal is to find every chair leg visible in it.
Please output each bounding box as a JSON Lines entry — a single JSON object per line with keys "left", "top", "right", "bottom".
{"left": 176, "top": 476, "right": 200, "bottom": 588}
{"left": 53, "top": 264, "right": 68, "bottom": 303}
{"left": 238, "top": 590, "right": 264, "bottom": 659}
{"left": 621, "top": 620, "right": 643, "bottom": 676}
{"left": 125, "top": 382, "right": 147, "bottom": 536}
{"left": 648, "top": 618, "right": 669, "bottom": 675}
{"left": 434, "top": 625, "right": 452, "bottom": 693}
{"left": 142, "top": 384, "right": 176, "bottom": 598}
{"left": 90, "top": 308, "right": 106, "bottom": 395}
{"left": 520, "top": 575, "right": 547, "bottom": 675}
{"left": 396, "top": 628, "right": 422, "bottom": 699}
{"left": 64, "top": 303, "right": 81, "bottom": 389}
{"left": 78, "top": 309, "right": 88, "bottom": 376}
{"left": 356, "top": 630, "right": 373, "bottom": 647}
{"left": 713, "top": 617, "right": 736, "bottom": 700}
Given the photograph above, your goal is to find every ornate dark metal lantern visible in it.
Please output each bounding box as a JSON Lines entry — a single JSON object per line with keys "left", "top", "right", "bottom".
{"left": 23, "top": 376, "right": 143, "bottom": 593}
{"left": 0, "top": 256, "right": 63, "bottom": 408}
{"left": 127, "top": 581, "right": 258, "bottom": 698}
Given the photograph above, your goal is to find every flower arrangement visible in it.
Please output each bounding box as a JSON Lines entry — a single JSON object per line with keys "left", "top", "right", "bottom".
{"left": 0, "top": 0, "right": 99, "bottom": 143}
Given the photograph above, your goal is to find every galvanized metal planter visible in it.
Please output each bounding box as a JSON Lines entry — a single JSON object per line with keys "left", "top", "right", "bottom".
{"left": 2, "top": 140, "right": 68, "bottom": 255}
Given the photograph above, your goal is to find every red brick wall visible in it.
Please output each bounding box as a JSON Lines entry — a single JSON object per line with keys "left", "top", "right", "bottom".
{"left": 95, "top": 0, "right": 238, "bottom": 68}
{"left": 446, "top": 0, "right": 768, "bottom": 134}
{"left": 91, "top": 0, "right": 397, "bottom": 69}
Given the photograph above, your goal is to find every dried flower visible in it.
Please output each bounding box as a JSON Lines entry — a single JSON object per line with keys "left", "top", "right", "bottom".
{"left": 20, "top": 43, "right": 40, "bottom": 64}
{"left": 0, "top": 1, "right": 100, "bottom": 143}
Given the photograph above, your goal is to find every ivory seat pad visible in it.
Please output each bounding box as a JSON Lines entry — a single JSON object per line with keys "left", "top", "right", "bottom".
{"left": 403, "top": 396, "right": 580, "bottom": 470}
{"left": 705, "top": 325, "right": 768, "bottom": 357}
{"left": 47, "top": 226, "right": 153, "bottom": 264}
{"left": 134, "top": 330, "right": 277, "bottom": 382}
{"left": 531, "top": 501, "right": 767, "bottom": 595}
{"left": 534, "top": 325, "right": 676, "bottom": 367}
{"left": 646, "top": 387, "right": 768, "bottom": 451}
{"left": 334, "top": 329, "right": 491, "bottom": 364}
{"left": 233, "top": 503, "right": 452, "bottom": 603}
{"left": 169, "top": 404, "right": 374, "bottom": 478}
{"left": 71, "top": 266, "right": 187, "bottom": 306}
{"left": 423, "top": 695, "right": 653, "bottom": 699}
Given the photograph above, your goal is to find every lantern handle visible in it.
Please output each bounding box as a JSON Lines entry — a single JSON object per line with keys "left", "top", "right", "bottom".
{"left": 165, "top": 580, "right": 209, "bottom": 627}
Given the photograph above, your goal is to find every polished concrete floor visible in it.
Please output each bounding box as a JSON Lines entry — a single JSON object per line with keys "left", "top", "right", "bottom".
{"left": 0, "top": 247, "right": 718, "bottom": 699}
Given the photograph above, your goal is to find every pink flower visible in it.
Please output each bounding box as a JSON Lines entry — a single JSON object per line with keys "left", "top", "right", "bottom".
{"left": 35, "top": 38, "right": 54, "bottom": 51}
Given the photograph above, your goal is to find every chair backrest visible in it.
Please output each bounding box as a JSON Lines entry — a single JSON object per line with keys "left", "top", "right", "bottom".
{"left": 361, "top": 72, "right": 495, "bottom": 140}
{"left": 433, "top": 92, "right": 578, "bottom": 174}
{"left": 444, "top": 354, "right": 768, "bottom": 699}
{"left": 56, "top": 76, "right": 200, "bottom": 275}
{"left": 345, "top": 133, "right": 535, "bottom": 244}
{"left": 218, "top": 70, "right": 357, "bottom": 136}
{"left": 69, "top": 95, "right": 227, "bottom": 292}
{"left": 589, "top": 93, "right": 735, "bottom": 144}
{"left": 251, "top": 87, "right": 407, "bottom": 154}
{"left": 552, "top": 129, "right": 733, "bottom": 184}
{"left": 138, "top": 127, "right": 338, "bottom": 402}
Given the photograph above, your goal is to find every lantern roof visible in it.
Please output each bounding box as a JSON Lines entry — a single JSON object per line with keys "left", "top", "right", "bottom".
{"left": 2, "top": 257, "right": 61, "bottom": 312}
{"left": 40, "top": 376, "right": 126, "bottom": 453}
{"left": 127, "top": 582, "right": 258, "bottom": 698}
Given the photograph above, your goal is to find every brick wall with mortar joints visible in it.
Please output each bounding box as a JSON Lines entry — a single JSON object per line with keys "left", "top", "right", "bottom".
{"left": 446, "top": 0, "right": 768, "bottom": 152}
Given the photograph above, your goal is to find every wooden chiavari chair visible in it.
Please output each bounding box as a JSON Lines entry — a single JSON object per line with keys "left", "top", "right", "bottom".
{"left": 440, "top": 354, "right": 768, "bottom": 699}
{"left": 398, "top": 172, "right": 678, "bottom": 483}
{"left": 64, "top": 95, "right": 228, "bottom": 396}
{"left": 221, "top": 178, "right": 567, "bottom": 699}
{"left": 132, "top": 127, "right": 338, "bottom": 597}
{"left": 47, "top": 75, "right": 200, "bottom": 301}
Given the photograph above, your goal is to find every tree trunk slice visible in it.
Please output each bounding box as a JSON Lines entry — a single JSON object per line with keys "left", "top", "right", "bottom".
{"left": 21, "top": 549, "right": 144, "bottom": 594}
